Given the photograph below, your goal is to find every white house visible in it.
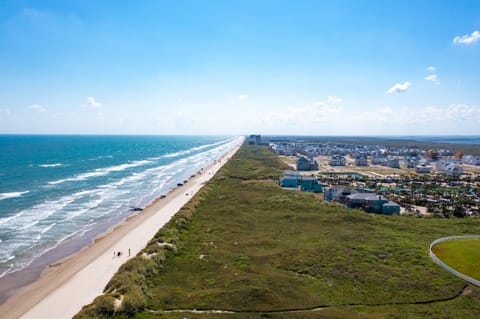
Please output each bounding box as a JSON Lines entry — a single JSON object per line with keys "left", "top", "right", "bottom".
{"left": 462, "top": 155, "right": 480, "bottom": 166}
{"left": 416, "top": 164, "right": 432, "bottom": 174}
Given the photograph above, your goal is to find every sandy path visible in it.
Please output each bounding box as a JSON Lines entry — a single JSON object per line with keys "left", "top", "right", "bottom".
{"left": 0, "top": 140, "right": 242, "bottom": 319}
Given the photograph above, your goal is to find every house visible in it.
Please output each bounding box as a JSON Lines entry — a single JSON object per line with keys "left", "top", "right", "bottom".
{"left": 324, "top": 186, "right": 345, "bottom": 201}
{"left": 329, "top": 155, "right": 346, "bottom": 166}
{"left": 300, "top": 176, "right": 323, "bottom": 193}
{"left": 372, "top": 156, "right": 387, "bottom": 165}
{"left": 345, "top": 193, "right": 400, "bottom": 215}
{"left": 345, "top": 192, "right": 375, "bottom": 208}
{"left": 382, "top": 201, "right": 401, "bottom": 215}
{"left": 416, "top": 164, "right": 432, "bottom": 174}
{"left": 280, "top": 170, "right": 302, "bottom": 188}
{"left": 355, "top": 156, "right": 368, "bottom": 166}
{"left": 462, "top": 155, "right": 480, "bottom": 166}
{"left": 444, "top": 164, "right": 463, "bottom": 177}
{"left": 404, "top": 158, "right": 417, "bottom": 168}
{"left": 365, "top": 195, "right": 389, "bottom": 213}
{"left": 297, "top": 156, "right": 319, "bottom": 171}
{"left": 386, "top": 157, "right": 400, "bottom": 169}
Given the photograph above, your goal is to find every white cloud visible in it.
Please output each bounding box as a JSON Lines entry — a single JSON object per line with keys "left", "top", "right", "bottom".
{"left": 85, "top": 97, "right": 102, "bottom": 108}
{"left": 238, "top": 94, "right": 249, "bottom": 101}
{"left": 424, "top": 74, "right": 439, "bottom": 84}
{"left": 386, "top": 81, "right": 411, "bottom": 94}
{"left": 426, "top": 66, "right": 436, "bottom": 72}
{"left": 327, "top": 95, "right": 342, "bottom": 104}
{"left": 453, "top": 30, "right": 480, "bottom": 45}
{"left": 28, "top": 104, "right": 47, "bottom": 112}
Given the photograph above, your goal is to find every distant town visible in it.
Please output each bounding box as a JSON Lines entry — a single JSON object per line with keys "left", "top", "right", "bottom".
{"left": 249, "top": 134, "right": 480, "bottom": 218}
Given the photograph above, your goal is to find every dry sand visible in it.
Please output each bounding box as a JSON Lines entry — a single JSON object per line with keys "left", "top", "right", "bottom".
{"left": 0, "top": 140, "right": 243, "bottom": 319}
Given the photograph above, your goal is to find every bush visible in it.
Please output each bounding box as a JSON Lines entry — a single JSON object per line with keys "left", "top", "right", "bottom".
{"left": 121, "top": 286, "right": 146, "bottom": 316}
{"left": 93, "top": 294, "right": 115, "bottom": 317}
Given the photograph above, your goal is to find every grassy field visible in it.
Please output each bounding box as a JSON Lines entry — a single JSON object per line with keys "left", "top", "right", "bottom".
{"left": 75, "top": 145, "right": 480, "bottom": 319}
{"left": 432, "top": 238, "right": 480, "bottom": 281}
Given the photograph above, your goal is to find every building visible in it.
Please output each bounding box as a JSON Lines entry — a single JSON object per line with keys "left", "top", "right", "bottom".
{"left": 404, "top": 158, "right": 417, "bottom": 168}
{"left": 329, "top": 155, "right": 346, "bottom": 166}
{"left": 300, "top": 176, "right": 323, "bottom": 193}
{"left": 248, "top": 134, "right": 261, "bottom": 145}
{"left": 372, "top": 156, "right": 387, "bottom": 165}
{"left": 297, "top": 156, "right": 319, "bottom": 171}
{"left": 416, "top": 164, "right": 432, "bottom": 174}
{"left": 462, "top": 155, "right": 480, "bottom": 166}
{"left": 279, "top": 171, "right": 302, "bottom": 188}
{"left": 345, "top": 193, "right": 400, "bottom": 215}
{"left": 355, "top": 156, "right": 368, "bottom": 166}
{"left": 444, "top": 164, "right": 463, "bottom": 177}
{"left": 386, "top": 157, "right": 400, "bottom": 169}
{"left": 324, "top": 186, "right": 345, "bottom": 202}
{"left": 382, "top": 201, "right": 401, "bottom": 215}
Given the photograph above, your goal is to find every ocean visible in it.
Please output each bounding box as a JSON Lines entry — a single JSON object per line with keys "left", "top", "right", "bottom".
{"left": 0, "top": 135, "right": 242, "bottom": 278}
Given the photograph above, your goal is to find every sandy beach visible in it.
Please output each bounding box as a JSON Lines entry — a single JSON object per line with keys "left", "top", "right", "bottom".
{"left": 0, "top": 140, "right": 242, "bottom": 319}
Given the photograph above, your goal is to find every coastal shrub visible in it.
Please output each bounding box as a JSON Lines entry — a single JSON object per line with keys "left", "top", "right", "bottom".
{"left": 104, "top": 270, "right": 147, "bottom": 295}
{"left": 151, "top": 250, "right": 166, "bottom": 265}
{"left": 120, "top": 286, "right": 146, "bottom": 316}
{"left": 93, "top": 294, "right": 116, "bottom": 317}
{"left": 119, "top": 256, "right": 158, "bottom": 277}
{"left": 72, "top": 305, "right": 98, "bottom": 319}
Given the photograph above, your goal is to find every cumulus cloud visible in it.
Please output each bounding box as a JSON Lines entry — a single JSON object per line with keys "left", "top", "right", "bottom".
{"left": 237, "top": 94, "right": 249, "bottom": 101}
{"left": 327, "top": 95, "right": 342, "bottom": 104}
{"left": 426, "top": 66, "right": 436, "bottom": 72}
{"left": 28, "top": 104, "right": 47, "bottom": 112}
{"left": 84, "top": 97, "right": 102, "bottom": 108}
{"left": 386, "top": 81, "right": 411, "bottom": 94}
{"left": 453, "top": 30, "right": 480, "bottom": 45}
{"left": 424, "top": 74, "right": 439, "bottom": 84}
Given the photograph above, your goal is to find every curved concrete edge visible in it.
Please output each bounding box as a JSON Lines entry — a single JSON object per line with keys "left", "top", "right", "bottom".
{"left": 429, "top": 235, "right": 480, "bottom": 287}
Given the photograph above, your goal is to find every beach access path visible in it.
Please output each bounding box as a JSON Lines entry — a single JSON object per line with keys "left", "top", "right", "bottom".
{"left": 0, "top": 141, "right": 243, "bottom": 319}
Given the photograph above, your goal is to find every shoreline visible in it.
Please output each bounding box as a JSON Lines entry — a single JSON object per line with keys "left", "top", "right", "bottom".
{"left": 0, "top": 139, "right": 243, "bottom": 319}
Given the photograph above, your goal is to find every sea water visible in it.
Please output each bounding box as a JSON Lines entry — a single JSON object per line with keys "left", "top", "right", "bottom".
{"left": 0, "top": 135, "right": 242, "bottom": 278}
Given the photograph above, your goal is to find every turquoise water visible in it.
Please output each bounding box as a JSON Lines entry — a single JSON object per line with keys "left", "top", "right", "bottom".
{"left": 0, "top": 135, "right": 241, "bottom": 277}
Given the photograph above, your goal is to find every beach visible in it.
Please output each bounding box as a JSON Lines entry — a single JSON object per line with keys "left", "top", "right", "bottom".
{"left": 0, "top": 140, "right": 242, "bottom": 319}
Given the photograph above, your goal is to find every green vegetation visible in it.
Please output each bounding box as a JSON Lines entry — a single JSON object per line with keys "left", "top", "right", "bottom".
{"left": 432, "top": 238, "right": 480, "bottom": 280}
{"left": 75, "top": 145, "right": 480, "bottom": 319}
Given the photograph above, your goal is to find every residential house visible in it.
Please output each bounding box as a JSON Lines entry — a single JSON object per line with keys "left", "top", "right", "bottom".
{"left": 386, "top": 157, "right": 400, "bottom": 169}
{"left": 280, "top": 171, "right": 301, "bottom": 188}
{"left": 300, "top": 176, "right": 323, "bottom": 193}
{"left": 416, "top": 164, "right": 432, "bottom": 174}
{"left": 329, "top": 155, "right": 346, "bottom": 166}
{"left": 297, "top": 156, "right": 319, "bottom": 171}
{"left": 462, "top": 155, "right": 480, "bottom": 166}
{"left": 355, "top": 156, "right": 368, "bottom": 166}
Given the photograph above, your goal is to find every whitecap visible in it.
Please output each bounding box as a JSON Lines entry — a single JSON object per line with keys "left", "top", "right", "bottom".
{"left": 39, "top": 163, "right": 63, "bottom": 168}
{"left": 47, "top": 160, "right": 152, "bottom": 185}
{"left": 0, "top": 191, "right": 29, "bottom": 201}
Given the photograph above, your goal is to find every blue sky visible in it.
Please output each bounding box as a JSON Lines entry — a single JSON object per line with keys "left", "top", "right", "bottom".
{"left": 0, "top": 0, "right": 479, "bottom": 135}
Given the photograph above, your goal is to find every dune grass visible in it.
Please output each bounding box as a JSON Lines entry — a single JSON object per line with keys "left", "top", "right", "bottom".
{"left": 75, "top": 145, "right": 480, "bottom": 319}
{"left": 432, "top": 238, "right": 480, "bottom": 281}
